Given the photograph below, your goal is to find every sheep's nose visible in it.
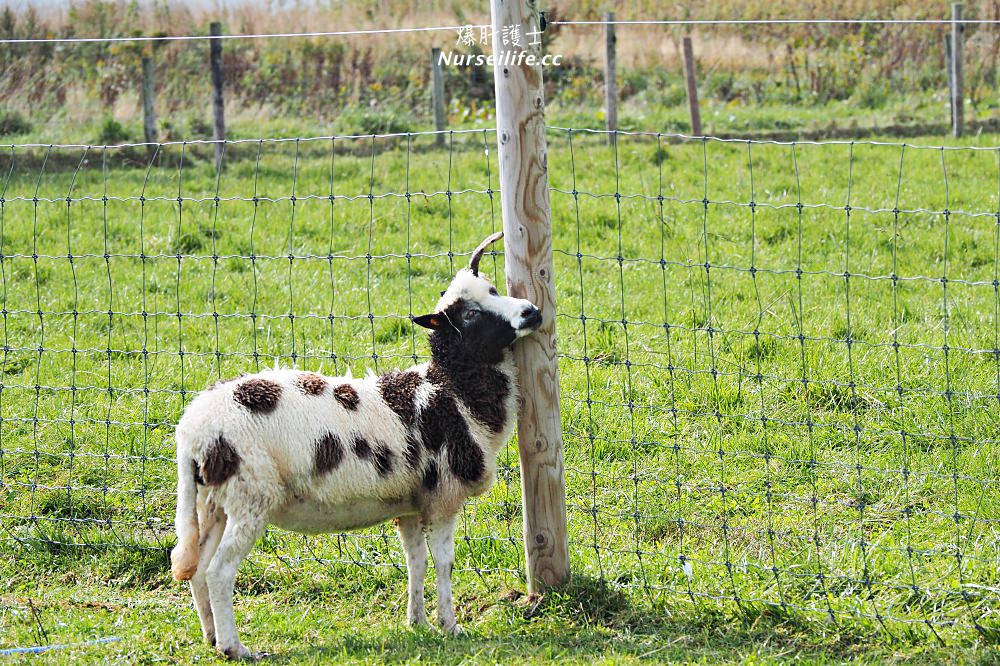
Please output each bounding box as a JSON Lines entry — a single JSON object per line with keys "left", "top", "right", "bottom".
{"left": 521, "top": 306, "right": 542, "bottom": 330}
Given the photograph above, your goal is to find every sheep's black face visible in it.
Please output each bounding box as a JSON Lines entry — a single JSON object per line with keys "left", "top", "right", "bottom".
{"left": 414, "top": 269, "right": 542, "bottom": 364}
{"left": 441, "top": 298, "right": 519, "bottom": 359}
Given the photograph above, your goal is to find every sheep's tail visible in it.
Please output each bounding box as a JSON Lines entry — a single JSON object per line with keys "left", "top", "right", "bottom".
{"left": 170, "top": 440, "right": 200, "bottom": 581}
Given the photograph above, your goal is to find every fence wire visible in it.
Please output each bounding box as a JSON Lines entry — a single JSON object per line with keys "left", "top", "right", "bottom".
{"left": 0, "top": 128, "right": 997, "bottom": 639}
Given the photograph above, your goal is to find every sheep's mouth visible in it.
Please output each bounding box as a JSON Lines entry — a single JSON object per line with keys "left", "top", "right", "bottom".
{"left": 514, "top": 309, "right": 543, "bottom": 338}
{"left": 521, "top": 309, "right": 542, "bottom": 331}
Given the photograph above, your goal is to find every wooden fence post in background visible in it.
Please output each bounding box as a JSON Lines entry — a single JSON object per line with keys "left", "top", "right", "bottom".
{"left": 209, "top": 21, "right": 226, "bottom": 169}
{"left": 945, "top": 34, "right": 954, "bottom": 131}
{"left": 141, "top": 55, "right": 157, "bottom": 152}
{"left": 682, "top": 35, "right": 702, "bottom": 136}
{"left": 431, "top": 47, "right": 446, "bottom": 147}
{"left": 604, "top": 11, "right": 617, "bottom": 145}
{"left": 951, "top": 3, "right": 964, "bottom": 138}
{"left": 489, "top": 0, "right": 570, "bottom": 592}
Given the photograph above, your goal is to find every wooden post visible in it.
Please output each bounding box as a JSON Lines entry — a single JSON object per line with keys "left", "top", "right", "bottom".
{"left": 489, "top": 0, "right": 570, "bottom": 592}
{"left": 951, "top": 3, "right": 964, "bottom": 138}
{"left": 682, "top": 35, "right": 702, "bottom": 136}
{"left": 945, "top": 34, "right": 954, "bottom": 131}
{"left": 141, "top": 55, "right": 157, "bottom": 151}
{"left": 431, "top": 47, "right": 446, "bottom": 147}
{"left": 209, "top": 21, "right": 226, "bottom": 169}
{"left": 603, "top": 11, "right": 617, "bottom": 145}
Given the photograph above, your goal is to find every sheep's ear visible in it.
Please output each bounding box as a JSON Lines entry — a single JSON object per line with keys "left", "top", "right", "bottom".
{"left": 412, "top": 313, "right": 444, "bottom": 330}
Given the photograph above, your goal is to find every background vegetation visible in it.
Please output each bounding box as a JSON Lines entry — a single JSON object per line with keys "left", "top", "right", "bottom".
{"left": 0, "top": 0, "right": 999, "bottom": 143}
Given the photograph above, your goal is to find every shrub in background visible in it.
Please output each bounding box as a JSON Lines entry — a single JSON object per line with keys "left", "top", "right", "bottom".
{"left": 0, "top": 109, "right": 32, "bottom": 137}
{"left": 98, "top": 116, "right": 132, "bottom": 145}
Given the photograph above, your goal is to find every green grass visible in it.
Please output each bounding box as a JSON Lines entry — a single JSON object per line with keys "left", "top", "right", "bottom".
{"left": 1, "top": 128, "right": 1000, "bottom": 663}
{"left": 4, "top": 562, "right": 997, "bottom": 664}
{"left": 5, "top": 86, "right": 996, "bottom": 147}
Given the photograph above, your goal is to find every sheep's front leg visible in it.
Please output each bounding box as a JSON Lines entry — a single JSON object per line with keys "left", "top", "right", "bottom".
{"left": 427, "top": 513, "right": 461, "bottom": 634}
{"left": 206, "top": 517, "right": 264, "bottom": 660}
{"left": 396, "top": 515, "right": 428, "bottom": 628}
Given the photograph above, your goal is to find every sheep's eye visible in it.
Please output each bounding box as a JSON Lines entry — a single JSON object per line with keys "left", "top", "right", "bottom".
{"left": 489, "top": 286, "right": 499, "bottom": 296}
{"left": 463, "top": 309, "right": 479, "bottom": 322}
{"left": 440, "top": 290, "right": 447, "bottom": 297}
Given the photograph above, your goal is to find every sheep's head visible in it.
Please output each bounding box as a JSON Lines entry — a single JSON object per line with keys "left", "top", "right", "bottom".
{"left": 413, "top": 232, "right": 542, "bottom": 363}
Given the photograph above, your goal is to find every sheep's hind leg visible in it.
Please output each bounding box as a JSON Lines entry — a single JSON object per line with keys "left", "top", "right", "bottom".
{"left": 191, "top": 499, "right": 227, "bottom": 646}
{"left": 427, "top": 513, "right": 461, "bottom": 634}
{"left": 396, "top": 515, "right": 428, "bottom": 628}
{"left": 206, "top": 514, "right": 265, "bottom": 660}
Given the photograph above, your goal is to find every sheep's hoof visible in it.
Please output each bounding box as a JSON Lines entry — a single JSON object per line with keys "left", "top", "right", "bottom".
{"left": 407, "top": 616, "right": 430, "bottom": 629}
{"left": 442, "top": 622, "right": 464, "bottom": 636}
{"left": 220, "top": 643, "right": 253, "bottom": 661}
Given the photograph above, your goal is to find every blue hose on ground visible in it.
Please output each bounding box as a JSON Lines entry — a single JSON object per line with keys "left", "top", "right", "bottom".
{"left": 0, "top": 636, "right": 121, "bottom": 656}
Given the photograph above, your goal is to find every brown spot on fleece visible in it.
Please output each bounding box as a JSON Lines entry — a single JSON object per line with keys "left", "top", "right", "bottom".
{"left": 192, "top": 460, "right": 206, "bottom": 485}
{"left": 353, "top": 435, "right": 394, "bottom": 476}
{"left": 233, "top": 378, "right": 282, "bottom": 414}
{"left": 334, "top": 384, "right": 360, "bottom": 411}
{"left": 426, "top": 364, "right": 509, "bottom": 434}
{"left": 422, "top": 461, "right": 439, "bottom": 492}
{"left": 201, "top": 436, "right": 240, "bottom": 485}
{"left": 418, "top": 390, "right": 485, "bottom": 484}
{"left": 371, "top": 444, "right": 394, "bottom": 476}
{"left": 315, "top": 432, "right": 344, "bottom": 475}
{"left": 296, "top": 373, "right": 328, "bottom": 396}
{"left": 377, "top": 370, "right": 422, "bottom": 426}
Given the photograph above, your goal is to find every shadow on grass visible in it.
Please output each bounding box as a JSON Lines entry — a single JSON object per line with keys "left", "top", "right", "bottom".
{"left": 259, "top": 576, "right": 916, "bottom": 665}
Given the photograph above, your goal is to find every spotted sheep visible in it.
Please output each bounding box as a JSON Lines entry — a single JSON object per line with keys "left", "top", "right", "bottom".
{"left": 169, "top": 232, "right": 542, "bottom": 660}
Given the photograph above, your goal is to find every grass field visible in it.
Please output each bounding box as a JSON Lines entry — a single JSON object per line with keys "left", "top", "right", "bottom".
{"left": 1, "top": 128, "right": 999, "bottom": 663}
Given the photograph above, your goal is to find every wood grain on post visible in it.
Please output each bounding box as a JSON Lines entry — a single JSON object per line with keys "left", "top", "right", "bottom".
{"left": 141, "top": 55, "right": 157, "bottom": 151}
{"left": 682, "top": 35, "right": 702, "bottom": 136}
{"left": 951, "top": 3, "right": 964, "bottom": 138}
{"left": 604, "top": 11, "right": 617, "bottom": 145}
{"left": 431, "top": 47, "right": 446, "bottom": 147}
{"left": 209, "top": 21, "right": 226, "bottom": 170}
{"left": 488, "top": 0, "right": 570, "bottom": 592}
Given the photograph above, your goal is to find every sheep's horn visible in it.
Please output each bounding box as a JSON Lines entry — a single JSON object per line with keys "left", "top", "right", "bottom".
{"left": 468, "top": 231, "right": 504, "bottom": 276}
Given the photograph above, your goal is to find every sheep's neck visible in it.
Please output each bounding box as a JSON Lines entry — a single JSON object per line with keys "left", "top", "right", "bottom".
{"left": 426, "top": 334, "right": 513, "bottom": 434}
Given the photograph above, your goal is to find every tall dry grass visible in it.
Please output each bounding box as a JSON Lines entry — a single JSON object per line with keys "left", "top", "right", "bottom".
{"left": 0, "top": 0, "right": 997, "bottom": 137}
